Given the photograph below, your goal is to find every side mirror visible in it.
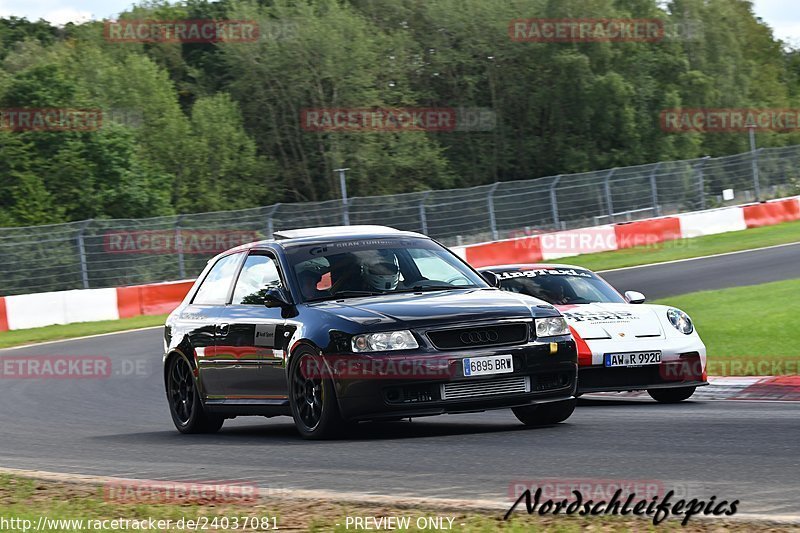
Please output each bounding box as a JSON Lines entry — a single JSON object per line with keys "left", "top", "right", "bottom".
{"left": 263, "top": 287, "right": 292, "bottom": 308}
{"left": 624, "top": 290, "right": 646, "bottom": 304}
{"left": 481, "top": 270, "right": 502, "bottom": 288}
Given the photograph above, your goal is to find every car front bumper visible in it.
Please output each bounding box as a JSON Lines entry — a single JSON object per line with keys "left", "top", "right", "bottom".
{"left": 578, "top": 353, "right": 708, "bottom": 393}
{"left": 328, "top": 338, "right": 578, "bottom": 421}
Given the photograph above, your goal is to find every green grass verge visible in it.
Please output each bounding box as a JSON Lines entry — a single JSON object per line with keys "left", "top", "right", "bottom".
{"left": 567, "top": 219, "right": 800, "bottom": 272}
{"left": 655, "top": 279, "right": 800, "bottom": 376}
{"left": 0, "top": 474, "right": 776, "bottom": 532}
{"left": 0, "top": 314, "right": 167, "bottom": 350}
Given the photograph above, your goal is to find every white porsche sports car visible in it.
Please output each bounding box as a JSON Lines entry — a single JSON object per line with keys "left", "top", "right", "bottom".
{"left": 479, "top": 264, "right": 708, "bottom": 402}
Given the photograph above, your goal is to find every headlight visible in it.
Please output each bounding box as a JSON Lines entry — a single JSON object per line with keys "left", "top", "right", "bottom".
{"left": 352, "top": 330, "right": 419, "bottom": 352}
{"left": 534, "top": 317, "right": 570, "bottom": 338}
{"left": 667, "top": 308, "right": 694, "bottom": 335}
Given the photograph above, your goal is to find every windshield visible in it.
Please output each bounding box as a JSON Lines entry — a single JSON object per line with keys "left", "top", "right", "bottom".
{"left": 285, "top": 237, "right": 487, "bottom": 302}
{"left": 495, "top": 268, "right": 625, "bottom": 305}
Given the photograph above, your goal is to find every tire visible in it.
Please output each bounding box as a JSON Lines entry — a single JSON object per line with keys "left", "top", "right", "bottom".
{"left": 647, "top": 386, "right": 696, "bottom": 403}
{"left": 288, "top": 348, "right": 346, "bottom": 440}
{"left": 166, "top": 355, "right": 224, "bottom": 434}
{"left": 512, "top": 398, "right": 576, "bottom": 426}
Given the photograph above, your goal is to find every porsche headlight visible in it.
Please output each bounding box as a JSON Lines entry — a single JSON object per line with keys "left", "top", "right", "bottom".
{"left": 534, "top": 317, "right": 570, "bottom": 338}
{"left": 352, "top": 330, "right": 419, "bottom": 352}
{"left": 667, "top": 308, "right": 694, "bottom": 335}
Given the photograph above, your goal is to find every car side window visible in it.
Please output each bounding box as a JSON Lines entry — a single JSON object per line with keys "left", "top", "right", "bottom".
{"left": 232, "top": 254, "right": 283, "bottom": 305}
{"left": 192, "top": 253, "right": 243, "bottom": 305}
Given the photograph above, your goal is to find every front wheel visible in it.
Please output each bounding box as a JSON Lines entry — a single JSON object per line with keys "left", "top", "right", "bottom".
{"left": 288, "top": 349, "right": 346, "bottom": 439}
{"left": 513, "top": 398, "right": 576, "bottom": 426}
{"left": 647, "top": 386, "right": 696, "bottom": 403}
{"left": 166, "top": 355, "right": 223, "bottom": 434}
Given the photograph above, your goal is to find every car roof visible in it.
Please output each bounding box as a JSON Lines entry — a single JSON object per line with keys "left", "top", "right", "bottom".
{"left": 478, "top": 263, "right": 591, "bottom": 272}
{"left": 272, "top": 225, "right": 408, "bottom": 240}
{"left": 272, "top": 225, "right": 426, "bottom": 247}
{"left": 207, "top": 225, "right": 428, "bottom": 262}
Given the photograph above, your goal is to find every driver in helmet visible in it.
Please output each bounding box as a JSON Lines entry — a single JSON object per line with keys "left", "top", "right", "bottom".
{"left": 360, "top": 250, "right": 401, "bottom": 292}
{"left": 536, "top": 275, "right": 572, "bottom": 305}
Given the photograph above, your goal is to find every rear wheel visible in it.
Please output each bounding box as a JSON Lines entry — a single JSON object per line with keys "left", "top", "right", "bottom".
{"left": 647, "top": 386, "right": 696, "bottom": 403}
{"left": 289, "top": 349, "right": 346, "bottom": 439}
{"left": 513, "top": 398, "right": 576, "bottom": 426}
{"left": 166, "top": 355, "right": 223, "bottom": 434}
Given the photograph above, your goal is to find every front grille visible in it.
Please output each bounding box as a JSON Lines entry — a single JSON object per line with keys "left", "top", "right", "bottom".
{"left": 441, "top": 376, "right": 530, "bottom": 400}
{"left": 427, "top": 323, "right": 528, "bottom": 350}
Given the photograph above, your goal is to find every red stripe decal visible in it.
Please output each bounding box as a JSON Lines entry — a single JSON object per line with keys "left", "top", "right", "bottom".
{"left": 569, "top": 325, "right": 593, "bottom": 367}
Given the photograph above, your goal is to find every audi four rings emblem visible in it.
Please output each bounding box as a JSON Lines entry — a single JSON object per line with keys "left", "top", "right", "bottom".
{"left": 459, "top": 330, "right": 500, "bottom": 344}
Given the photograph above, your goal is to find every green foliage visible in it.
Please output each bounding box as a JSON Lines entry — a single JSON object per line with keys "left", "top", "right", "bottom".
{"left": 0, "top": 0, "right": 799, "bottom": 227}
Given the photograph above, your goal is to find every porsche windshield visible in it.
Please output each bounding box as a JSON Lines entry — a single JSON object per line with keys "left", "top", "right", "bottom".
{"left": 497, "top": 268, "right": 625, "bottom": 305}
{"left": 285, "top": 238, "right": 487, "bottom": 302}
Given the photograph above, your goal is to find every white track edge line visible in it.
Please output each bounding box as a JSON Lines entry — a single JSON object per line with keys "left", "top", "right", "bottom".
{"left": 0, "top": 325, "right": 163, "bottom": 352}
{"left": 597, "top": 240, "right": 800, "bottom": 273}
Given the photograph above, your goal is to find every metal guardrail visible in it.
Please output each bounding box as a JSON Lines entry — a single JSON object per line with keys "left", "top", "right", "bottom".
{"left": 1, "top": 145, "right": 798, "bottom": 296}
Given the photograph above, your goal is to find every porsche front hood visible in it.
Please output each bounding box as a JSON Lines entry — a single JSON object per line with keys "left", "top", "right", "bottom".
{"left": 555, "top": 302, "right": 665, "bottom": 341}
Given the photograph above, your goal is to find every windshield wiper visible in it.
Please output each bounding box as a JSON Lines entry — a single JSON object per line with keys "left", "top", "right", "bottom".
{"left": 398, "top": 284, "right": 476, "bottom": 293}
{"left": 306, "top": 290, "right": 387, "bottom": 302}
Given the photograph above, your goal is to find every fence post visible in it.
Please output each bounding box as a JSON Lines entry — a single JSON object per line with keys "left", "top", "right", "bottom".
{"left": 487, "top": 183, "right": 500, "bottom": 240}
{"left": 76, "top": 219, "right": 92, "bottom": 289}
{"left": 335, "top": 167, "right": 350, "bottom": 225}
{"left": 604, "top": 169, "right": 617, "bottom": 220}
{"left": 549, "top": 175, "right": 562, "bottom": 227}
{"left": 693, "top": 156, "right": 711, "bottom": 210}
{"left": 752, "top": 148, "right": 763, "bottom": 201}
{"left": 342, "top": 198, "right": 351, "bottom": 226}
{"left": 265, "top": 203, "right": 280, "bottom": 238}
{"left": 649, "top": 162, "right": 661, "bottom": 216}
{"left": 419, "top": 192, "right": 430, "bottom": 235}
{"left": 175, "top": 215, "right": 186, "bottom": 279}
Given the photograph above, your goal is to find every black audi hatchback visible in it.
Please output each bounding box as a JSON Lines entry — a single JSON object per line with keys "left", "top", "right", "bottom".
{"left": 163, "top": 226, "right": 578, "bottom": 439}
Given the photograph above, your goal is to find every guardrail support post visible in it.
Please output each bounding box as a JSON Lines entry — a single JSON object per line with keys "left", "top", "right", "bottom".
{"left": 487, "top": 183, "right": 500, "bottom": 240}
{"left": 752, "top": 147, "right": 763, "bottom": 201}
{"left": 335, "top": 167, "right": 350, "bottom": 225}
{"left": 693, "top": 156, "right": 711, "bottom": 210}
{"left": 175, "top": 216, "right": 186, "bottom": 279}
{"left": 649, "top": 162, "right": 661, "bottom": 216}
{"left": 604, "top": 169, "right": 617, "bottom": 220}
{"left": 265, "top": 203, "right": 281, "bottom": 238}
{"left": 76, "top": 219, "right": 92, "bottom": 289}
{"left": 419, "top": 192, "right": 430, "bottom": 235}
{"left": 549, "top": 175, "right": 562, "bottom": 227}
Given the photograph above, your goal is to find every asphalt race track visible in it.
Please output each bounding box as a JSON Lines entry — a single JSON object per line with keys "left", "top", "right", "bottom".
{"left": 0, "top": 251, "right": 798, "bottom": 519}
{"left": 599, "top": 242, "right": 800, "bottom": 299}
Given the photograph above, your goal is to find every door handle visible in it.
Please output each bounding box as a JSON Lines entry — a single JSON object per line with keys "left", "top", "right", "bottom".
{"left": 216, "top": 323, "right": 229, "bottom": 336}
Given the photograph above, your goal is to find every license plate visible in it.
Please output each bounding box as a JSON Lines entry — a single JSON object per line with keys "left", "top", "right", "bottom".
{"left": 604, "top": 351, "right": 662, "bottom": 367}
{"left": 463, "top": 355, "right": 514, "bottom": 377}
